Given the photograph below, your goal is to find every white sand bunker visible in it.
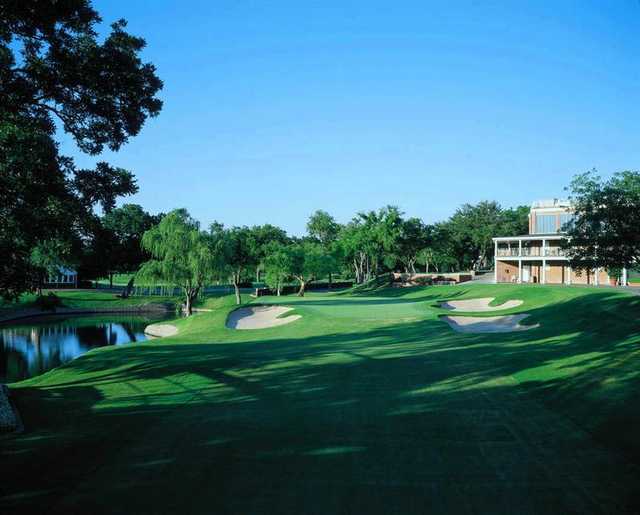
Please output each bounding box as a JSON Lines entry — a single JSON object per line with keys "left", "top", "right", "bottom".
{"left": 440, "top": 297, "right": 523, "bottom": 312}
{"left": 442, "top": 314, "right": 539, "bottom": 333}
{"left": 144, "top": 323, "right": 178, "bottom": 338}
{"left": 226, "top": 305, "right": 301, "bottom": 330}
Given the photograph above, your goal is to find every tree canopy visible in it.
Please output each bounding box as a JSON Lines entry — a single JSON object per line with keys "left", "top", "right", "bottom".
{"left": 140, "top": 210, "right": 223, "bottom": 315}
{"left": 564, "top": 170, "right": 640, "bottom": 273}
{"left": 0, "top": 0, "right": 162, "bottom": 300}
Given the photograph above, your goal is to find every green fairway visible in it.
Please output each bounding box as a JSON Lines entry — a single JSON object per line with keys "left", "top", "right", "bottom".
{"left": 2, "top": 284, "right": 640, "bottom": 513}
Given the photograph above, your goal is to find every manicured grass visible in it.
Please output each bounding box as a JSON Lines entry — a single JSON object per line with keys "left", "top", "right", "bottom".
{"left": 0, "top": 290, "right": 181, "bottom": 319}
{"left": 2, "top": 284, "right": 640, "bottom": 513}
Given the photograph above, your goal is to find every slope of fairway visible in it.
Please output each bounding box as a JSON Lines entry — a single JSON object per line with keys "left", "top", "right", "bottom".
{"left": 2, "top": 284, "right": 640, "bottom": 514}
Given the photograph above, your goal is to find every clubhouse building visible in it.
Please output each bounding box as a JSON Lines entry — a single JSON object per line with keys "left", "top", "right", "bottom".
{"left": 493, "top": 199, "right": 627, "bottom": 286}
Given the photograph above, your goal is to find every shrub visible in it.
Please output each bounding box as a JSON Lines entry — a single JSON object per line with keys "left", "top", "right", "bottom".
{"left": 34, "top": 293, "right": 63, "bottom": 311}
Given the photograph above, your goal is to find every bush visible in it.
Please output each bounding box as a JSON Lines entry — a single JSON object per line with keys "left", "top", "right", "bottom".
{"left": 34, "top": 293, "right": 63, "bottom": 311}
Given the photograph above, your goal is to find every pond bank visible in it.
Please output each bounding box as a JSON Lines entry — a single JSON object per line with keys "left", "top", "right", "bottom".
{"left": 0, "top": 304, "right": 175, "bottom": 325}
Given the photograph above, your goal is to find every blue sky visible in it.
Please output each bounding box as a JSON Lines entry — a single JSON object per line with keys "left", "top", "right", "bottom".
{"left": 63, "top": 1, "right": 640, "bottom": 235}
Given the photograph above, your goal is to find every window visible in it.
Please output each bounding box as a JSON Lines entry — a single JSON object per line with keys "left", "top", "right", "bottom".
{"left": 535, "top": 214, "right": 556, "bottom": 234}
{"left": 559, "top": 213, "right": 574, "bottom": 232}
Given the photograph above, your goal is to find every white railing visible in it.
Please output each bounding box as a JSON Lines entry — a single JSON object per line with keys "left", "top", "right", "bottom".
{"left": 496, "top": 246, "right": 566, "bottom": 257}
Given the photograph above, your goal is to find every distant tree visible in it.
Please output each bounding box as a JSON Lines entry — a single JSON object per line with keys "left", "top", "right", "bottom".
{"left": 499, "top": 205, "right": 530, "bottom": 237}
{"left": 307, "top": 210, "right": 340, "bottom": 246}
{"left": 140, "top": 210, "right": 223, "bottom": 315}
{"left": 563, "top": 170, "right": 640, "bottom": 276}
{"left": 398, "top": 218, "right": 431, "bottom": 274}
{"left": 263, "top": 242, "right": 292, "bottom": 296}
{"left": 246, "top": 224, "right": 289, "bottom": 282}
{"left": 214, "top": 225, "right": 257, "bottom": 305}
{"left": 337, "top": 206, "right": 404, "bottom": 283}
{"left": 0, "top": 0, "right": 162, "bottom": 300}
{"left": 30, "top": 239, "right": 73, "bottom": 295}
{"left": 288, "top": 242, "right": 334, "bottom": 296}
{"left": 307, "top": 210, "right": 341, "bottom": 288}
{"left": 101, "top": 204, "right": 163, "bottom": 286}
{"left": 447, "top": 201, "right": 508, "bottom": 271}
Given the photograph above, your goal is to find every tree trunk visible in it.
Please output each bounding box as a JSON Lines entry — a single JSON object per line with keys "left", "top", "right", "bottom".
{"left": 232, "top": 270, "right": 242, "bottom": 305}
{"left": 185, "top": 294, "right": 193, "bottom": 316}
{"left": 184, "top": 286, "right": 200, "bottom": 316}
{"left": 234, "top": 282, "right": 241, "bottom": 305}
{"left": 328, "top": 272, "right": 332, "bottom": 291}
{"left": 277, "top": 282, "right": 281, "bottom": 296}
{"left": 297, "top": 277, "right": 306, "bottom": 296}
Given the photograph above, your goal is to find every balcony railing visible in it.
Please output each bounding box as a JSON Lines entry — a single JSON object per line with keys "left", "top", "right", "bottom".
{"left": 496, "top": 247, "right": 566, "bottom": 257}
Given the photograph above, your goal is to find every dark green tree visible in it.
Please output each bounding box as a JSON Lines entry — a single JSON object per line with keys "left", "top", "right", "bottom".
{"left": 563, "top": 170, "right": 640, "bottom": 275}
{"left": 140, "top": 210, "right": 224, "bottom": 315}
{"left": 101, "top": 204, "right": 163, "bottom": 286}
{"left": 214, "top": 225, "right": 257, "bottom": 305}
{"left": 0, "top": 0, "right": 162, "bottom": 300}
{"left": 307, "top": 210, "right": 341, "bottom": 288}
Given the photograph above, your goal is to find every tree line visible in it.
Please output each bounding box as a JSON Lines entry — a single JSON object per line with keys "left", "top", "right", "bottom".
{"left": 135, "top": 202, "right": 530, "bottom": 315}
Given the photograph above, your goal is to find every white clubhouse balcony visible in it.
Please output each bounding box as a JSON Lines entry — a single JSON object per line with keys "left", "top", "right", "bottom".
{"left": 493, "top": 234, "right": 568, "bottom": 260}
{"left": 493, "top": 234, "right": 628, "bottom": 286}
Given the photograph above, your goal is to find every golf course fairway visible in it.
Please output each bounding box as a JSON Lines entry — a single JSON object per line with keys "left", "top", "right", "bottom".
{"left": 2, "top": 283, "right": 639, "bottom": 514}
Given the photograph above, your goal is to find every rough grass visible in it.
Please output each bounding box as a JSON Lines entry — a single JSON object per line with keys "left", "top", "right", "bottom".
{"left": 2, "top": 284, "right": 640, "bottom": 514}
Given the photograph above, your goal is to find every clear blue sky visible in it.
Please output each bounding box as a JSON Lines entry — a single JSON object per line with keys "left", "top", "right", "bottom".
{"left": 63, "top": 1, "right": 640, "bottom": 235}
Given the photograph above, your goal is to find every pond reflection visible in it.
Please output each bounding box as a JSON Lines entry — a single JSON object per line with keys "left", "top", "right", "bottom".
{"left": 0, "top": 314, "right": 174, "bottom": 383}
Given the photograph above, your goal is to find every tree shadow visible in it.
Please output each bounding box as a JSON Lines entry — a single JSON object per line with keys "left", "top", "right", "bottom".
{"left": 2, "top": 289, "right": 640, "bottom": 513}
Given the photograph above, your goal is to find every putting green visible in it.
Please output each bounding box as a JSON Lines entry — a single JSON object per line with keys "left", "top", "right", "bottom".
{"left": 2, "top": 283, "right": 640, "bottom": 514}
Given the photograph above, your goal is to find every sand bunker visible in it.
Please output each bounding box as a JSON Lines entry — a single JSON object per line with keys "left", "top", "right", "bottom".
{"left": 440, "top": 297, "right": 523, "bottom": 312}
{"left": 226, "top": 305, "right": 301, "bottom": 330}
{"left": 144, "top": 323, "right": 178, "bottom": 338}
{"left": 442, "top": 314, "right": 539, "bottom": 333}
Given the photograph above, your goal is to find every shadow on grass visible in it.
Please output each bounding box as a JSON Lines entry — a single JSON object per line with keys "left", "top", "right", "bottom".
{"left": 2, "top": 289, "right": 640, "bottom": 514}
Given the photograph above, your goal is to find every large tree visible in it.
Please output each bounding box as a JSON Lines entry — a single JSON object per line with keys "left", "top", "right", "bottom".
{"left": 307, "top": 210, "right": 340, "bottom": 288}
{"left": 0, "top": 0, "right": 162, "bottom": 300}
{"left": 288, "top": 242, "right": 334, "bottom": 296}
{"left": 446, "top": 201, "right": 528, "bottom": 271}
{"left": 140, "top": 210, "right": 223, "bottom": 316}
{"left": 101, "top": 204, "right": 163, "bottom": 286}
{"left": 262, "top": 241, "right": 292, "bottom": 296}
{"left": 214, "top": 225, "right": 257, "bottom": 305}
{"left": 398, "top": 217, "right": 431, "bottom": 274}
{"left": 246, "top": 224, "right": 289, "bottom": 282}
{"left": 337, "top": 206, "right": 404, "bottom": 283}
{"left": 563, "top": 170, "right": 640, "bottom": 276}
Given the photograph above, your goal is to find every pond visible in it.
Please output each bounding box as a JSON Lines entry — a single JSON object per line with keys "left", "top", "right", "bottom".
{"left": 0, "top": 313, "right": 177, "bottom": 383}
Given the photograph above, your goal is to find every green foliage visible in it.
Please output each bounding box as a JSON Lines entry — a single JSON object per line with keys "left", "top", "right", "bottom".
{"left": 140, "top": 210, "right": 224, "bottom": 314}
{"left": 262, "top": 242, "right": 292, "bottom": 294}
{"left": 0, "top": 1, "right": 162, "bottom": 300}
{"left": 33, "top": 292, "right": 62, "bottom": 311}
{"left": 443, "top": 201, "right": 529, "bottom": 271}
{"left": 30, "top": 239, "right": 72, "bottom": 283}
{"left": 286, "top": 241, "right": 335, "bottom": 295}
{"left": 94, "top": 204, "right": 162, "bottom": 283}
{"left": 307, "top": 210, "right": 340, "bottom": 246}
{"left": 564, "top": 170, "right": 640, "bottom": 271}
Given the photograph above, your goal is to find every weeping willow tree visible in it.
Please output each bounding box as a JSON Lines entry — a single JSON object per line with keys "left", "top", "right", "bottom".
{"left": 139, "top": 209, "right": 223, "bottom": 315}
